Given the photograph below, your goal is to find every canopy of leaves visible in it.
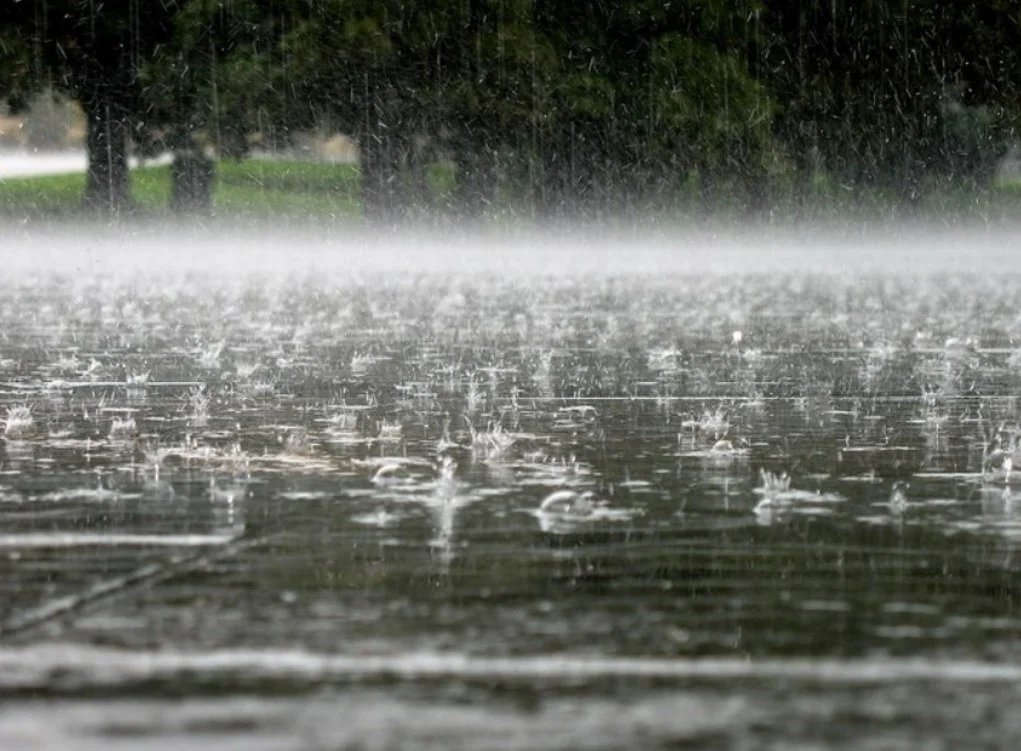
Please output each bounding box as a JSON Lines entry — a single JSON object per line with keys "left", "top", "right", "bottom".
{"left": 2, "top": 0, "right": 1020, "bottom": 216}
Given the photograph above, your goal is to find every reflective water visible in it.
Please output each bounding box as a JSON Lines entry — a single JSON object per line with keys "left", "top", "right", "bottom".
{"left": 3, "top": 269, "right": 1021, "bottom": 747}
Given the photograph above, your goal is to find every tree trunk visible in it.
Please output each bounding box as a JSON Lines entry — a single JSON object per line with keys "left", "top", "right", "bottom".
{"left": 81, "top": 82, "right": 132, "bottom": 214}
{"left": 535, "top": 130, "right": 571, "bottom": 223}
{"left": 171, "top": 150, "right": 216, "bottom": 215}
{"left": 455, "top": 129, "right": 497, "bottom": 223}
{"left": 360, "top": 128, "right": 405, "bottom": 224}
{"left": 404, "top": 135, "right": 433, "bottom": 216}
{"left": 358, "top": 75, "right": 405, "bottom": 225}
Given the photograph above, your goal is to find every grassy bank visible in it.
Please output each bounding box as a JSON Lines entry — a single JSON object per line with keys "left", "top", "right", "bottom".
{"left": 2, "top": 156, "right": 1021, "bottom": 225}
{"left": 0, "top": 159, "right": 367, "bottom": 222}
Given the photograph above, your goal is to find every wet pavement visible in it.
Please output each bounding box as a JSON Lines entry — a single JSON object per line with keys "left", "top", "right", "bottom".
{"left": 3, "top": 268, "right": 1021, "bottom": 747}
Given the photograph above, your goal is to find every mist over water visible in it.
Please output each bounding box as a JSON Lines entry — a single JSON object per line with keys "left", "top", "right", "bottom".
{"left": 3, "top": 218, "right": 1018, "bottom": 276}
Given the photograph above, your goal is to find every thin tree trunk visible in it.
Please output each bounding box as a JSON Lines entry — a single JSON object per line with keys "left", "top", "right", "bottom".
{"left": 359, "top": 74, "right": 405, "bottom": 225}
{"left": 535, "top": 129, "right": 570, "bottom": 222}
{"left": 360, "top": 123, "right": 383, "bottom": 222}
{"left": 404, "top": 135, "right": 431, "bottom": 216}
{"left": 455, "top": 129, "right": 497, "bottom": 223}
{"left": 81, "top": 82, "right": 131, "bottom": 214}
{"left": 360, "top": 129, "right": 405, "bottom": 224}
{"left": 170, "top": 150, "right": 216, "bottom": 215}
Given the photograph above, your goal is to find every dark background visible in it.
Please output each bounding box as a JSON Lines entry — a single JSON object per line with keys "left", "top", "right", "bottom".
{"left": 2, "top": 1, "right": 1019, "bottom": 220}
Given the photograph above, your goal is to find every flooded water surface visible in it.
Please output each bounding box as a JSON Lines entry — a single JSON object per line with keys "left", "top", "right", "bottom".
{"left": 3, "top": 261, "right": 1021, "bottom": 747}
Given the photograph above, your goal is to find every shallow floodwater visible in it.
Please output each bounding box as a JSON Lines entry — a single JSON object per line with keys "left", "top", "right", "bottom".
{"left": 3, "top": 266, "right": 1021, "bottom": 747}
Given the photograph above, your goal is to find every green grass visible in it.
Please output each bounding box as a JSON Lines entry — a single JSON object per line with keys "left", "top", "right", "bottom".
{"left": 0, "top": 171, "right": 89, "bottom": 217}
{"left": 3, "top": 156, "right": 1021, "bottom": 225}
{"left": 0, "top": 158, "right": 366, "bottom": 222}
{"left": 217, "top": 159, "right": 362, "bottom": 219}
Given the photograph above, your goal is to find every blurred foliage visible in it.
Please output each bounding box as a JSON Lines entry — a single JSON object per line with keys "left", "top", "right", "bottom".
{"left": 0, "top": 0, "right": 182, "bottom": 211}
{"left": 136, "top": 0, "right": 287, "bottom": 158}
{"left": 2, "top": 0, "right": 1021, "bottom": 218}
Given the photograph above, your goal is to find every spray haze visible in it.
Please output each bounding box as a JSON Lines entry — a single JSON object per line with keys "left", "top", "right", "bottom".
{"left": 2, "top": 218, "right": 1017, "bottom": 277}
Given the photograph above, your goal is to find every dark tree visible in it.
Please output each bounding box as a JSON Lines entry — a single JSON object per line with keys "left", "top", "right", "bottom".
{"left": 1, "top": 1, "right": 181, "bottom": 213}
{"left": 281, "top": 2, "right": 410, "bottom": 222}
{"left": 137, "top": 0, "right": 287, "bottom": 212}
{"left": 760, "top": 0, "right": 1016, "bottom": 201}
{"left": 6, "top": 0, "right": 1021, "bottom": 221}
